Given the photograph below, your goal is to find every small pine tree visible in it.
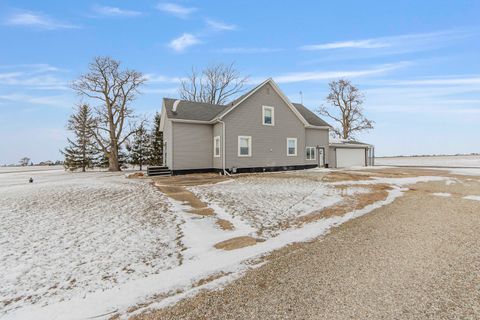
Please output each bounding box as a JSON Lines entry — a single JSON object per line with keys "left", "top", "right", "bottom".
{"left": 127, "top": 123, "right": 150, "bottom": 170}
{"left": 149, "top": 112, "right": 164, "bottom": 166}
{"left": 62, "top": 104, "right": 100, "bottom": 172}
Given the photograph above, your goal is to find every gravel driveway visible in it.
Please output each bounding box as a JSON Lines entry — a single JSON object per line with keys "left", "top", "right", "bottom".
{"left": 133, "top": 175, "right": 480, "bottom": 320}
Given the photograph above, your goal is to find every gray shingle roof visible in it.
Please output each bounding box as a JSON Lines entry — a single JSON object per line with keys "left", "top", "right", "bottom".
{"left": 163, "top": 96, "right": 331, "bottom": 128}
{"left": 163, "top": 98, "right": 226, "bottom": 121}
{"left": 291, "top": 103, "right": 331, "bottom": 127}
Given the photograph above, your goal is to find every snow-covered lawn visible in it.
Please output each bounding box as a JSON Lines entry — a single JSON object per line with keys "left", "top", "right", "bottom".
{"left": 0, "top": 169, "right": 179, "bottom": 317}
{"left": 190, "top": 174, "right": 368, "bottom": 238}
{"left": 375, "top": 155, "right": 480, "bottom": 167}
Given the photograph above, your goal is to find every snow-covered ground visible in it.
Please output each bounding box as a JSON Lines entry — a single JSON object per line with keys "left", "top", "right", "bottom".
{"left": 0, "top": 167, "right": 457, "bottom": 320}
{"left": 375, "top": 155, "right": 480, "bottom": 167}
{"left": 190, "top": 175, "right": 368, "bottom": 237}
{"left": 0, "top": 169, "right": 179, "bottom": 317}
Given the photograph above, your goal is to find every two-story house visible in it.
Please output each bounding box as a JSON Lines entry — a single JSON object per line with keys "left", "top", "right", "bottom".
{"left": 159, "top": 78, "right": 371, "bottom": 175}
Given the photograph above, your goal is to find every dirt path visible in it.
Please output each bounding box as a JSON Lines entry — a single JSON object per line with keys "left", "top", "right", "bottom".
{"left": 133, "top": 177, "right": 480, "bottom": 320}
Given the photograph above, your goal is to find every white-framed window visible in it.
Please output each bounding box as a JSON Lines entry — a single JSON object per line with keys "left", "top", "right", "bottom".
{"left": 214, "top": 136, "right": 220, "bottom": 157}
{"left": 306, "top": 147, "right": 316, "bottom": 160}
{"left": 287, "top": 138, "right": 297, "bottom": 156}
{"left": 238, "top": 136, "right": 252, "bottom": 157}
{"left": 262, "top": 106, "right": 274, "bottom": 126}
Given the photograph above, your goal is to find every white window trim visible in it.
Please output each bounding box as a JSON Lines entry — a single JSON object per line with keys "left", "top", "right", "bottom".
{"left": 306, "top": 146, "right": 316, "bottom": 160}
{"left": 287, "top": 138, "right": 297, "bottom": 156}
{"left": 213, "top": 136, "right": 220, "bottom": 158}
{"left": 262, "top": 105, "right": 275, "bottom": 126}
{"left": 238, "top": 136, "right": 252, "bottom": 157}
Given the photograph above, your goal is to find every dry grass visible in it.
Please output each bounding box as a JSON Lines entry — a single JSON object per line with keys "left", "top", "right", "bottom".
{"left": 323, "top": 171, "right": 374, "bottom": 182}
{"left": 188, "top": 207, "right": 215, "bottom": 216}
{"left": 216, "top": 219, "right": 234, "bottom": 230}
{"left": 153, "top": 173, "right": 229, "bottom": 187}
{"left": 214, "top": 236, "right": 259, "bottom": 251}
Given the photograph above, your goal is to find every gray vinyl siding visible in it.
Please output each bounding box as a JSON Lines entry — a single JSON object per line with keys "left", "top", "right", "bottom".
{"left": 329, "top": 146, "right": 337, "bottom": 168}
{"left": 223, "top": 82, "right": 306, "bottom": 168}
{"left": 213, "top": 122, "right": 223, "bottom": 169}
{"left": 305, "top": 128, "right": 329, "bottom": 166}
{"left": 172, "top": 122, "right": 213, "bottom": 170}
{"left": 164, "top": 119, "right": 173, "bottom": 168}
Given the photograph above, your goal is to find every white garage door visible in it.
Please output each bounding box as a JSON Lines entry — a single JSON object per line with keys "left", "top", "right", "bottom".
{"left": 336, "top": 148, "right": 366, "bottom": 168}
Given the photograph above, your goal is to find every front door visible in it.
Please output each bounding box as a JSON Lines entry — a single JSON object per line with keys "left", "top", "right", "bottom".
{"left": 317, "top": 147, "right": 325, "bottom": 167}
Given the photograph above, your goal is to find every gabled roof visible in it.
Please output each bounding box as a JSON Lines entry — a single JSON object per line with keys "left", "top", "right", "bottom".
{"left": 292, "top": 103, "right": 331, "bottom": 127}
{"left": 163, "top": 98, "right": 226, "bottom": 122}
{"left": 161, "top": 79, "right": 331, "bottom": 128}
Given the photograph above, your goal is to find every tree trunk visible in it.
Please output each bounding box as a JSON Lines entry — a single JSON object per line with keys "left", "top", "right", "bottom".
{"left": 108, "top": 147, "right": 121, "bottom": 171}
{"left": 139, "top": 163, "right": 143, "bottom": 171}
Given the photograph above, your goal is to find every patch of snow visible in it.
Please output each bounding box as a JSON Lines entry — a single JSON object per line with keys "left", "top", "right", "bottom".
{"left": 463, "top": 195, "right": 480, "bottom": 201}
{"left": 432, "top": 192, "right": 452, "bottom": 197}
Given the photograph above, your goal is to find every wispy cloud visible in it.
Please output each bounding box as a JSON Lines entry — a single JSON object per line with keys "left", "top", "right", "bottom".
{"left": 4, "top": 11, "right": 80, "bottom": 30}
{"left": 168, "top": 33, "right": 201, "bottom": 52}
{"left": 0, "top": 64, "right": 68, "bottom": 90}
{"left": 92, "top": 5, "right": 142, "bottom": 17}
{"left": 215, "top": 47, "right": 284, "bottom": 54}
{"left": 156, "top": 3, "right": 196, "bottom": 18}
{"left": 205, "top": 19, "right": 237, "bottom": 31}
{"left": 385, "top": 76, "right": 480, "bottom": 86}
{"left": 268, "top": 62, "right": 409, "bottom": 84}
{"left": 144, "top": 74, "right": 183, "bottom": 83}
{"left": 0, "top": 93, "right": 72, "bottom": 108}
{"left": 300, "top": 29, "right": 475, "bottom": 51}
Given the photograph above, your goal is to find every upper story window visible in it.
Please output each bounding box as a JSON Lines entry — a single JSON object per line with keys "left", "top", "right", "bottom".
{"left": 287, "top": 138, "right": 297, "bottom": 156}
{"left": 262, "top": 106, "right": 274, "bottom": 126}
{"left": 238, "top": 136, "right": 252, "bottom": 157}
{"left": 214, "top": 136, "right": 220, "bottom": 157}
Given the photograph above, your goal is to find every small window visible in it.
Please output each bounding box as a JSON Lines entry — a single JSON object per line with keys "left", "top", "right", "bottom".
{"left": 262, "top": 106, "right": 274, "bottom": 126}
{"left": 306, "top": 147, "right": 316, "bottom": 160}
{"left": 214, "top": 136, "right": 220, "bottom": 157}
{"left": 238, "top": 136, "right": 252, "bottom": 157}
{"left": 287, "top": 138, "right": 297, "bottom": 156}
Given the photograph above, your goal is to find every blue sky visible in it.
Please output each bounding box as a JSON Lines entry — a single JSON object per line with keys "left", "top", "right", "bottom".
{"left": 1, "top": 0, "right": 479, "bottom": 164}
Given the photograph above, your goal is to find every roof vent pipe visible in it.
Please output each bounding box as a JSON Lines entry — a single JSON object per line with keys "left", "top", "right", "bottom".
{"left": 172, "top": 100, "right": 180, "bottom": 113}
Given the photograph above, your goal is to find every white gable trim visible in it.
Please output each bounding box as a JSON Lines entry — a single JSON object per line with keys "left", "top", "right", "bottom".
{"left": 159, "top": 100, "right": 167, "bottom": 132}
{"left": 216, "top": 78, "right": 310, "bottom": 126}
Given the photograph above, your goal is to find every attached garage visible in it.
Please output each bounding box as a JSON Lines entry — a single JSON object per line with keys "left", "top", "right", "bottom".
{"left": 329, "top": 139, "right": 374, "bottom": 168}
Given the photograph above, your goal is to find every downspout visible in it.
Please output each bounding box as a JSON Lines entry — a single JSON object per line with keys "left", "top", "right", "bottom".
{"left": 217, "top": 119, "right": 230, "bottom": 176}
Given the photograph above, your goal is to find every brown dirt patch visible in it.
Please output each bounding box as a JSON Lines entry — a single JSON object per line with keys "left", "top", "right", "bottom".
{"left": 323, "top": 171, "right": 374, "bottom": 182}
{"left": 127, "top": 172, "right": 144, "bottom": 179}
{"left": 216, "top": 219, "right": 234, "bottom": 230}
{"left": 153, "top": 173, "right": 230, "bottom": 187}
{"left": 192, "top": 272, "right": 231, "bottom": 288}
{"left": 188, "top": 207, "right": 215, "bottom": 216}
{"left": 214, "top": 236, "right": 259, "bottom": 250}
{"left": 159, "top": 190, "right": 206, "bottom": 209}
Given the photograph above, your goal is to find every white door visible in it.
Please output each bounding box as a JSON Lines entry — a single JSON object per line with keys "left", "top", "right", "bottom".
{"left": 336, "top": 148, "right": 365, "bottom": 168}
{"left": 317, "top": 147, "right": 324, "bottom": 167}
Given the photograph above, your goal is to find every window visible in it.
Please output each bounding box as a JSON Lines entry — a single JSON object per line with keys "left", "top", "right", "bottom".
{"left": 238, "top": 136, "right": 252, "bottom": 157}
{"left": 262, "top": 106, "right": 274, "bottom": 126}
{"left": 214, "top": 136, "right": 220, "bottom": 157}
{"left": 306, "top": 147, "right": 316, "bottom": 160}
{"left": 287, "top": 138, "right": 297, "bottom": 156}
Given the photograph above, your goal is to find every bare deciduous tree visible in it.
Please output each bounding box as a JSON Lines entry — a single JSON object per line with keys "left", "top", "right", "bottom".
{"left": 19, "top": 157, "right": 30, "bottom": 167}
{"left": 72, "top": 56, "right": 146, "bottom": 171}
{"left": 318, "top": 79, "right": 374, "bottom": 140}
{"left": 179, "top": 62, "right": 249, "bottom": 105}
